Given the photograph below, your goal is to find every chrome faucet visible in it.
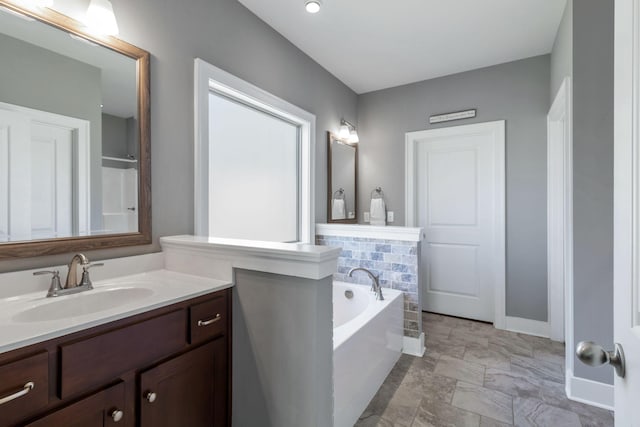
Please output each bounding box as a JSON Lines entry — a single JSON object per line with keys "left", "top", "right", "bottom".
{"left": 33, "top": 253, "right": 103, "bottom": 297}
{"left": 348, "top": 267, "right": 384, "bottom": 300}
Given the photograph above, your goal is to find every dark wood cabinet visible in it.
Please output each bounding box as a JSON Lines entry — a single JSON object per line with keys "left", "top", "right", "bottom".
{"left": 26, "top": 382, "right": 126, "bottom": 427}
{"left": 0, "top": 288, "right": 231, "bottom": 427}
{"left": 140, "top": 338, "right": 227, "bottom": 427}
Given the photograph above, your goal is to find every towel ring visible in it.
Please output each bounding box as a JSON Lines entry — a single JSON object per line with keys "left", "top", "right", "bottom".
{"left": 333, "top": 188, "right": 345, "bottom": 200}
{"left": 371, "top": 187, "right": 385, "bottom": 200}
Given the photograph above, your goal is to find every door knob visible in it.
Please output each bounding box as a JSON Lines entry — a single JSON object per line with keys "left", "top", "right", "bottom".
{"left": 110, "top": 409, "right": 124, "bottom": 422}
{"left": 145, "top": 391, "right": 157, "bottom": 403}
{"left": 576, "top": 341, "right": 625, "bottom": 378}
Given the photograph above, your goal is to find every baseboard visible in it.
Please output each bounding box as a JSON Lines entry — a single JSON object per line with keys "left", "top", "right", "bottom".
{"left": 567, "top": 373, "right": 614, "bottom": 410}
{"left": 504, "top": 316, "right": 550, "bottom": 338}
{"left": 402, "top": 333, "right": 425, "bottom": 357}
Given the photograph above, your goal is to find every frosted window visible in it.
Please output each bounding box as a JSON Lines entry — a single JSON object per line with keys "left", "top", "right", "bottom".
{"left": 208, "top": 93, "right": 299, "bottom": 242}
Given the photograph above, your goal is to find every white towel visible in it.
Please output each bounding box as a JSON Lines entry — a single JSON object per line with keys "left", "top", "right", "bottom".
{"left": 370, "top": 198, "right": 386, "bottom": 226}
{"left": 332, "top": 199, "right": 346, "bottom": 220}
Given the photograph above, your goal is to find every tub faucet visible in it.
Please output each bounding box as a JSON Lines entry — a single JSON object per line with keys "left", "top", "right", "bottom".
{"left": 348, "top": 267, "right": 384, "bottom": 301}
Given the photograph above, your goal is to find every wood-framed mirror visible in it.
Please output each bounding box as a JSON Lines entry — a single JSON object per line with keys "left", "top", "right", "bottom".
{"left": 0, "top": 0, "right": 150, "bottom": 258}
{"left": 327, "top": 131, "right": 358, "bottom": 224}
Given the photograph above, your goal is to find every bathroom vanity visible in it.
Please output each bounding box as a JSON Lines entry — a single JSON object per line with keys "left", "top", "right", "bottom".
{"left": 0, "top": 278, "right": 231, "bottom": 427}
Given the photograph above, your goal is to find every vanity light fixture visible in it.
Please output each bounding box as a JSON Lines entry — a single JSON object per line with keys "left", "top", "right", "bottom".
{"left": 305, "top": 0, "right": 321, "bottom": 14}
{"left": 339, "top": 118, "right": 359, "bottom": 143}
{"left": 85, "top": 0, "right": 119, "bottom": 36}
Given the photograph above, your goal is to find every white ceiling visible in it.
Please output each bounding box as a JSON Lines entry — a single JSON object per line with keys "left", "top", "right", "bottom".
{"left": 238, "top": 0, "right": 567, "bottom": 94}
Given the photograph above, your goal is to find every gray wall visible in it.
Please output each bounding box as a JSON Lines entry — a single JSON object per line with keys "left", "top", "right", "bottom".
{"left": 572, "top": 0, "right": 614, "bottom": 385}
{"left": 233, "top": 269, "right": 333, "bottom": 427}
{"left": 0, "top": 32, "right": 103, "bottom": 231}
{"left": 357, "top": 55, "right": 550, "bottom": 322}
{"left": 0, "top": 0, "right": 357, "bottom": 272}
{"left": 102, "top": 113, "right": 130, "bottom": 159}
{"left": 550, "top": 0, "right": 573, "bottom": 99}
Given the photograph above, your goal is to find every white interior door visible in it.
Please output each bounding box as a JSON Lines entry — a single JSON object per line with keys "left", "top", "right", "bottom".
{"left": 30, "top": 122, "right": 74, "bottom": 239}
{"left": 613, "top": 0, "right": 640, "bottom": 422}
{"left": 0, "top": 103, "right": 90, "bottom": 241}
{"left": 409, "top": 121, "right": 505, "bottom": 323}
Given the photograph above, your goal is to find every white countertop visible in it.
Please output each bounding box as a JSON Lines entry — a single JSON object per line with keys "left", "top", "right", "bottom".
{"left": 161, "top": 235, "right": 341, "bottom": 281}
{"left": 0, "top": 269, "right": 232, "bottom": 355}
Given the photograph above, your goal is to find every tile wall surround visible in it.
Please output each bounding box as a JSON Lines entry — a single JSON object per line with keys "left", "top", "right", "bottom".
{"left": 315, "top": 224, "right": 423, "bottom": 339}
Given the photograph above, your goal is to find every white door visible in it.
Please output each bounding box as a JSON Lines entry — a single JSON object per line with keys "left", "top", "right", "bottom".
{"left": 613, "top": 0, "right": 640, "bottom": 422}
{"left": 0, "top": 110, "right": 75, "bottom": 241}
{"left": 408, "top": 121, "right": 505, "bottom": 323}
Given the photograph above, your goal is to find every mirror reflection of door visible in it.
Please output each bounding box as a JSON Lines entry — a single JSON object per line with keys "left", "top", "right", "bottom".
{"left": 327, "top": 132, "right": 358, "bottom": 223}
{"left": 0, "top": 104, "right": 90, "bottom": 242}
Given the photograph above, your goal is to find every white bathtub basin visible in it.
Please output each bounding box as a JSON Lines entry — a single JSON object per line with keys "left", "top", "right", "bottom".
{"left": 333, "top": 281, "right": 404, "bottom": 427}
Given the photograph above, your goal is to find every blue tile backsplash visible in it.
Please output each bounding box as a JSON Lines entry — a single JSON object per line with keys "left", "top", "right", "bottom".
{"left": 316, "top": 234, "right": 421, "bottom": 338}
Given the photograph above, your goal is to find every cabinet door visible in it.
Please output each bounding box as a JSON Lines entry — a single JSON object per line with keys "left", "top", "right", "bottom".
{"left": 26, "top": 382, "right": 126, "bottom": 427}
{"left": 140, "top": 338, "right": 227, "bottom": 427}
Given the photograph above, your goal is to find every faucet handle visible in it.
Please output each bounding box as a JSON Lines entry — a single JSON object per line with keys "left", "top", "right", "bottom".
{"left": 34, "top": 270, "right": 63, "bottom": 297}
{"left": 33, "top": 270, "right": 59, "bottom": 277}
{"left": 83, "top": 262, "right": 104, "bottom": 271}
{"left": 80, "top": 263, "right": 104, "bottom": 288}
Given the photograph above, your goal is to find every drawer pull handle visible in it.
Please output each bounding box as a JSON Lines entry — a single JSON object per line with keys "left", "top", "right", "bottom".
{"left": 0, "top": 382, "right": 34, "bottom": 405}
{"left": 145, "top": 391, "right": 157, "bottom": 403}
{"left": 197, "top": 314, "right": 221, "bottom": 327}
{"left": 110, "top": 409, "right": 124, "bottom": 422}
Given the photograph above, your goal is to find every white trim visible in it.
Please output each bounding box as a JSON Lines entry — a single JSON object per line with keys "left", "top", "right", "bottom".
{"left": 405, "top": 120, "right": 506, "bottom": 329}
{"left": 160, "top": 235, "right": 341, "bottom": 282}
{"left": 566, "top": 372, "right": 615, "bottom": 411}
{"left": 504, "top": 316, "right": 549, "bottom": 338}
{"left": 547, "top": 77, "right": 573, "bottom": 345}
{"left": 193, "top": 59, "right": 316, "bottom": 243}
{"left": 402, "top": 333, "right": 425, "bottom": 357}
{"left": 315, "top": 223, "right": 424, "bottom": 242}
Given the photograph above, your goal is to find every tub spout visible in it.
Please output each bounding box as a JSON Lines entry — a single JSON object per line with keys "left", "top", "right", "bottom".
{"left": 348, "top": 267, "right": 384, "bottom": 301}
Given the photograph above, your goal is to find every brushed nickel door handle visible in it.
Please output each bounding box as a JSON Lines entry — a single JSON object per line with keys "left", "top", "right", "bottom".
{"left": 197, "top": 313, "right": 221, "bottom": 326}
{"left": 0, "top": 382, "right": 34, "bottom": 405}
{"left": 145, "top": 391, "right": 157, "bottom": 403}
{"left": 576, "top": 341, "right": 626, "bottom": 378}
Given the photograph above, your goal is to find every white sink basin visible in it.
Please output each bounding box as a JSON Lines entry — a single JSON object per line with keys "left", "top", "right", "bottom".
{"left": 12, "top": 287, "right": 155, "bottom": 323}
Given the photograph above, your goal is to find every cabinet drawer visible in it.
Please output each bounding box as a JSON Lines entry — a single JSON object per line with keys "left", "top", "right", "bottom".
{"left": 0, "top": 351, "right": 48, "bottom": 426}
{"left": 59, "top": 310, "right": 186, "bottom": 399}
{"left": 26, "top": 382, "right": 125, "bottom": 427}
{"left": 189, "top": 293, "right": 228, "bottom": 344}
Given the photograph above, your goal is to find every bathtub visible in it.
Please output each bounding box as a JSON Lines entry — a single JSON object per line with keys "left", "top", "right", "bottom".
{"left": 333, "top": 281, "right": 404, "bottom": 427}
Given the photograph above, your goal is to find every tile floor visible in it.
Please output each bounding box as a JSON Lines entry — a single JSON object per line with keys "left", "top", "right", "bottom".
{"left": 355, "top": 312, "right": 614, "bottom": 427}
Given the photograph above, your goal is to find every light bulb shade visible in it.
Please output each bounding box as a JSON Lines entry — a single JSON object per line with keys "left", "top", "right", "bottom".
{"left": 348, "top": 129, "right": 359, "bottom": 143}
{"left": 85, "top": 0, "right": 119, "bottom": 36}
{"left": 338, "top": 124, "right": 350, "bottom": 139}
{"left": 305, "top": 0, "right": 321, "bottom": 13}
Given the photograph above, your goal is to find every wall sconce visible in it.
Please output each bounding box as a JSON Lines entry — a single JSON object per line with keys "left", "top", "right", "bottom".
{"left": 85, "top": 0, "right": 119, "bottom": 36}
{"left": 339, "top": 119, "right": 359, "bottom": 143}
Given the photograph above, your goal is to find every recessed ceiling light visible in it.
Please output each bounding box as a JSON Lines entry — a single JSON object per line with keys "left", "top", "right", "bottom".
{"left": 305, "top": 0, "right": 321, "bottom": 14}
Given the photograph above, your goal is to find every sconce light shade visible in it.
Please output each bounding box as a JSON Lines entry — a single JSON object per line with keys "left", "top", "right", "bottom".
{"left": 34, "top": 0, "right": 53, "bottom": 7}
{"left": 85, "top": 0, "right": 119, "bottom": 36}
{"left": 338, "top": 123, "right": 350, "bottom": 139}
{"left": 348, "top": 129, "right": 359, "bottom": 143}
